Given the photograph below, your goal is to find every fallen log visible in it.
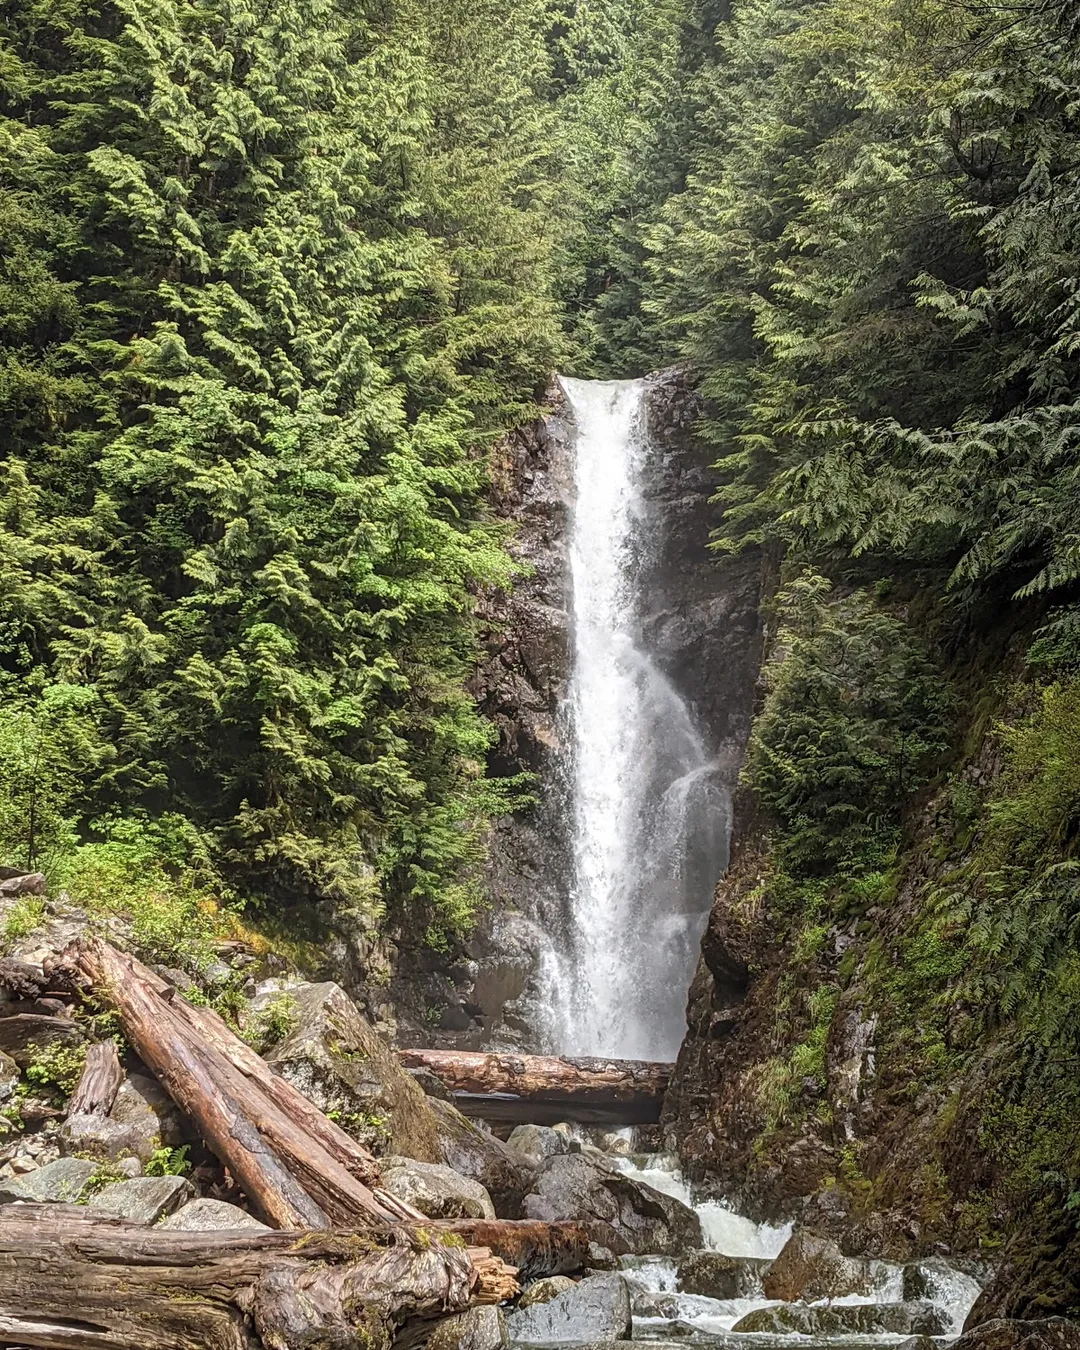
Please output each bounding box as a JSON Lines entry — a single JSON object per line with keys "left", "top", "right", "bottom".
{"left": 0, "top": 1205, "right": 480, "bottom": 1350}
{"left": 399, "top": 1049, "right": 672, "bottom": 1126}
{"left": 73, "top": 940, "right": 409, "bottom": 1228}
{"left": 126, "top": 958, "right": 421, "bottom": 1219}
{"left": 433, "top": 1219, "right": 590, "bottom": 1280}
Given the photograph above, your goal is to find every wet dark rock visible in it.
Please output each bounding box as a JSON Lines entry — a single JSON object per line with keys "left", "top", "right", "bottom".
{"left": 676, "top": 1250, "right": 771, "bottom": 1299}
{"left": 952, "top": 1319, "right": 1080, "bottom": 1350}
{"left": 902, "top": 1255, "right": 984, "bottom": 1304}
{"left": 507, "top": 1273, "right": 631, "bottom": 1344}
{"left": 761, "top": 1228, "right": 873, "bottom": 1302}
{"left": 522, "top": 1153, "right": 701, "bottom": 1256}
{"left": 732, "top": 1302, "right": 952, "bottom": 1337}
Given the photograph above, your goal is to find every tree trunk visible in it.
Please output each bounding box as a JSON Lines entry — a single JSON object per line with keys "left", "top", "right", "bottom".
{"left": 126, "top": 958, "right": 422, "bottom": 1221}
{"left": 0, "top": 1205, "right": 478, "bottom": 1350}
{"left": 432, "top": 1219, "right": 590, "bottom": 1280}
{"left": 72, "top": 941, "right": 412, "bottom": 1228}
{"left": 67, "top": 1040, "right": 122, "bottom": 1117}
{"left": 399, "top": 1049, "right": 671, "bottom": 1125}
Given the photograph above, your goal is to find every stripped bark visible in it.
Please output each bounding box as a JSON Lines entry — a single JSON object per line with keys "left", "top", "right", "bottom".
{"left": 67, "top": 1040, "right": 123, "bottom": 1118}
{"left": 399, "top": 1048, "right": 671, "bottom": 1125}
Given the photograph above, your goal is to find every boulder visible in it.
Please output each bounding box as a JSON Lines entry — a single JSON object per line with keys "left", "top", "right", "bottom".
{"left": 88, "top": 1175, "right": 194, "bottom": 1224}
{"left": 951, "top": 1320, "right": 1080, "bottom": 1350}
{"left": 507, "top": 1273, "right": 631, "bottom": 1344}
{"left": 522, "top": 1153, "right": 701, "bottom": 1256}
{"left": 903, "top": 1255, "right": 984, "bottom": 1300}
{"left": 427, "top": 1306, "right": 507, "bottom": 1350}
{"left": 0, "top": 1013, "right": 83, "bottom": 1068}
{"left": 586, "top": 1242, "right": 618, "bottom": 1271}
{"left": 110, "top": 1073, "right": 190, "bottom": 1149}
{"left": 428, "top": 1096, "right": 534, "bottom": 1217}
{"left": 519, "top": 1276, "right": 576, "bottom": 1309}
{"left": 0, "top": 1051, "right": 19, "bottom": 1103}
{"left": 676, "top": 1250, "right": 770, "bottom": 1299}
{"left": 732, "top": 1302, "right": 952, "bottom": 1337}
{"left": 507, "top": 1124, "right": 568, "bottom": 1167}
{"left": 0, "top": 1157, "right": 97, "bottom": 1203}
{"left": 762, "top": 1228, "right": 873, "bottom": 1301}
{"left": 61, "top": 1112, "right": 158, "bottom": 1164}
{"left": 158, "top": 1199, "right": 270, "bottom": 1231}
{"left": 380, "top": 1155, "right": 495, "bottom": 1220}
{"left": 260, "top": 982, "right": 440, "bottom": 1161}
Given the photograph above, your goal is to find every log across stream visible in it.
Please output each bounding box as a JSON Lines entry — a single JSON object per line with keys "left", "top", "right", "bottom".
{"left": 398, "top": 1049, "right": 672, "bottom": 1126}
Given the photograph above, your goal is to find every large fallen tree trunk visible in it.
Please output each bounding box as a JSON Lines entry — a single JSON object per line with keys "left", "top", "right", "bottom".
{"left": 72, "top": 940, "right": 421, "bottom": 1228}
{"left": 0, "top": 1207, "right": 586, "bottom": 1349}
{"left": 0, "top": 1205, "right": 478, "bottom": 1350}
{"left": 399, "top": 1049, "right": 672, "bottom": 1125}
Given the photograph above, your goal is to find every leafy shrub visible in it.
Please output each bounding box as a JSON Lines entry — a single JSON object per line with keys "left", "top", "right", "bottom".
{"left": 746, "top": 571, "right": 951, "bottom": 872}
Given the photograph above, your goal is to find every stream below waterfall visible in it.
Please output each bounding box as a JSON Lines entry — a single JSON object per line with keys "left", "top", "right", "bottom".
{"left": 505, "top": 1138, "right": 984, "bottom": 1350}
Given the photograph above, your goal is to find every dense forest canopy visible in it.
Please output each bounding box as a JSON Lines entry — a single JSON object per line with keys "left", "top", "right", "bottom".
{"left": 1, "top": 0, "right": 1079, "bottom": 962}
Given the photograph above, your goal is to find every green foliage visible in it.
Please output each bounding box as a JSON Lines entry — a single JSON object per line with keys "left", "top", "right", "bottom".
{"left": 243, "top": 993, "right": 300, "bottom": 1054}
{"left": 143, "top": 1145, "right": 191, "bottom": 1178}
{"left": 1, "top": 897, "right": 44, "bottom": 951}
{"left": 23, "top": 1041, "right": 87, "bottom": 1099}
{"left": 0, "top": 0, "right": 569, "bottom": 943}
{"left": 746, "top": 571, "right": 950, "bottom": 870}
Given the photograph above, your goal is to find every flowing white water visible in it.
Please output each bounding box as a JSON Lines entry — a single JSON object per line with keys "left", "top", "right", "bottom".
{"left": 542, "top": 377, "right": 727, "bottom": 1059}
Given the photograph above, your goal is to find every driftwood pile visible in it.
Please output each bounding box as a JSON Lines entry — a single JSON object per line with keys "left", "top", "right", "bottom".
{"left": 0, "top": 938, "right": 589, "bottom": 1350}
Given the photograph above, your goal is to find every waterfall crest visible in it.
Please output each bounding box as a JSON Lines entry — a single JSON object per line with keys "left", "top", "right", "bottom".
{"left": 540, "top": 376, "right": 728, "bottom": 1061}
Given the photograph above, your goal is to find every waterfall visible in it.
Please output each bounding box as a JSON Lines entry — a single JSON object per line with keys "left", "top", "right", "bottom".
{"left": 540, "top": 376, "right": 728, "bottom": 1061}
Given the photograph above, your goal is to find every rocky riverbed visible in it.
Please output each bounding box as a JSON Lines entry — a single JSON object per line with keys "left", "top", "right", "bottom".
{"left": 0, "top": 883, "right": 1076, "bottom": 1350}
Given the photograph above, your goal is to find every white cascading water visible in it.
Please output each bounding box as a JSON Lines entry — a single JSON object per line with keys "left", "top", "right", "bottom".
{"left": 541, "top": 377, "right": 727, "bottom": 1060}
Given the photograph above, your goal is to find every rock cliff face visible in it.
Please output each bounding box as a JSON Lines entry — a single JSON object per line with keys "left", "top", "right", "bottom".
{"left": 393, "top": 368, "right": 764, "bottom": 1051}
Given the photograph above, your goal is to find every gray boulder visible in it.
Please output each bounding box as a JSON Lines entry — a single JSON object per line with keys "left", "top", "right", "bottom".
{"left": 507, "top": 1273, "right": 631, "bottom": 1344}
{"left": 88, "top": 1175, "right": 194, "bottom": 1223}
{"left": 427, "top": 1306, "right": 507, "bottom": 1350}
{"left": 676, "top": 1250, "right": 770, "bottom": 1299}
{"left": 0, "top": 1157, "right": 97, "bottom": 1203}
{"left": 519, "top": 1276, "right": 576, "bottom": 1309}
{"left": 507, "top": 1124, "right": 568, "bottom": 1167}
{"left": 428, "top": 1097, "right": 534, "bottom": 1218}
{"left": 522, "top": 1153, "right": 701, "bottom": 1256}
{"left": 762, "top": 1228, "right": 873, "bottom": 1301}
{"left": 380, "top": 1155, "right": 495, "bottom": 1220}
{"left": 260, "top": 982, "right": 441, "bottom": 1162}
{"left": 733, "top": 1302, "right": 952, "bottom": 1337}
{"left": 110, "top": 1073, "right": 190, "bottom": 1149}
{"left": 0, "top": 1051, "right": 19, "bottom": 1102}
{"left": 158, "top": 1199, "right": 270, "bottom": 1231}
{"left": 61, "top": 1112, "right": 157, "bottom": 1164}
